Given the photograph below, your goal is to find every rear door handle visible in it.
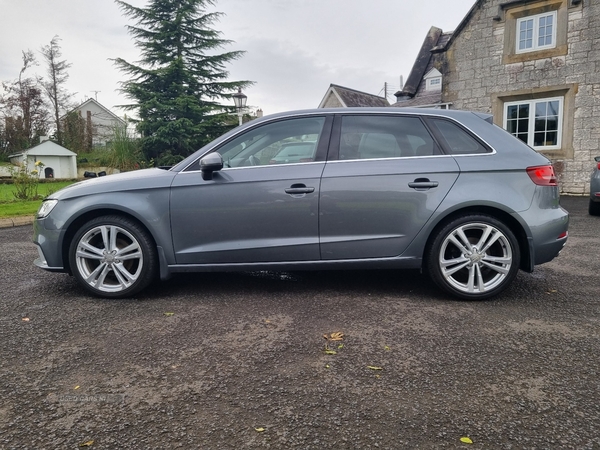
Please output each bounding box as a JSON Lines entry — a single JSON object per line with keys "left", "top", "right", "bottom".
{"left": 285, "top": 183, "right": 315, "bottom": 195}
{"left": 408, "top": 178, "right": 439, "bottom": 190}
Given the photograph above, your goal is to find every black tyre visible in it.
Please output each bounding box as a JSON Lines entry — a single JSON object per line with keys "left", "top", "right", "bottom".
{"left": 589, "top": 199, "right": 600, "bottom": 216}
{"left": 426, "top": 214, "right": 520, "bottom": 300}
{"left": 68, "top": 215, "right": 157, "bottom": 298}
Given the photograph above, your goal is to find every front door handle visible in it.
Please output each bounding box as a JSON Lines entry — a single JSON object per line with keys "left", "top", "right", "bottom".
{"left": 285, "top": 183, "right": 315, "bottom": 195}
{"left": 408, "top": 178, "right": 439, "bottom": 190}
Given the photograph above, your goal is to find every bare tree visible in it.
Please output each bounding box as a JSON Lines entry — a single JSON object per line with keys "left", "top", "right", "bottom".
{"left": 0, "top": 50, "right": 49, "bottom": 154}
{"left": 40, "top": 36, "right": 73, "bottom": 145}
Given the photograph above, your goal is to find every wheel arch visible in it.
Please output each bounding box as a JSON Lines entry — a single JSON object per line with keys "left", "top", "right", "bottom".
{"left": 61, "top": 208, "right": 159, "bottom": 275}
{"left": 423, "top": 205, "right": 531, "bottom": 272}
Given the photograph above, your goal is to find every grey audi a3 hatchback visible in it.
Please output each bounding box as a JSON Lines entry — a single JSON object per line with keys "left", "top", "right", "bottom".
{"left": 33, "top": 108, "right": 569, "bottom": 300}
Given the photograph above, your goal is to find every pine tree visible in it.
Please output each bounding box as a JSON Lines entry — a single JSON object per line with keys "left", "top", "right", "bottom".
{"left": 113, "top": 0, "right": 251, "bottom": 162}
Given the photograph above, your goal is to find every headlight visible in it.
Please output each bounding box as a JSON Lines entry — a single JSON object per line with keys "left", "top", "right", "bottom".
{"left": 37, "top": 199, "right": 58, "bottom": 218}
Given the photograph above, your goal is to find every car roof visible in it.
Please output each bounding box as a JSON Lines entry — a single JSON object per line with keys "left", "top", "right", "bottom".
{"left": 263, "top": 107, "right": 491, "bottom": 122}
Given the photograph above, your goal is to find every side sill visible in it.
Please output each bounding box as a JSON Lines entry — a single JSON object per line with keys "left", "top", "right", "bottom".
{"left": 167, "top": 256, "right": 422, "bottom": 273}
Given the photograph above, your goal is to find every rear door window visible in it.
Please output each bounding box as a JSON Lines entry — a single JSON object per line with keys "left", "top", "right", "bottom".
{"left": 338, "top": 115, "right": 440, "bottom": 160}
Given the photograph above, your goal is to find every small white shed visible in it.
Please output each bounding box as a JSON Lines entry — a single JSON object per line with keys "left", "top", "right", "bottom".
{"left": 9, "top": 141, "right": 77, "bottom": 179}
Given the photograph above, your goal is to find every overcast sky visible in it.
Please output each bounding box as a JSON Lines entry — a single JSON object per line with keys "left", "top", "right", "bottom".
{"left": 0, "top": 0, "right": 475, "bottom": 118}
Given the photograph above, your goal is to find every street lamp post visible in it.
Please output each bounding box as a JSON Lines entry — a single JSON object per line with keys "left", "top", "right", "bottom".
{"left": 232, "top": 88, "right": 247, "bottom": 126}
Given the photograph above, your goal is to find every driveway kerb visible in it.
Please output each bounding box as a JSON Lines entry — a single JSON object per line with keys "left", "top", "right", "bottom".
{"left": 0, "top": 215, "right": 35, "bottom": 229}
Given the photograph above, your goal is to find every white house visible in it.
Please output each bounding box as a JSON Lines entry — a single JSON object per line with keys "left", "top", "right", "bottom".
{"left": 67, "top": 98, "right": 127, "bottom": 146}
{"left": 9, "top": 140, "right": 77, "bottom": 179}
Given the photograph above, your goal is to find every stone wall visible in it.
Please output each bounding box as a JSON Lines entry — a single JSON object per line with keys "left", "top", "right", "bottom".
{"left": 439, "top": 0, "right": 599, "bottom": 194}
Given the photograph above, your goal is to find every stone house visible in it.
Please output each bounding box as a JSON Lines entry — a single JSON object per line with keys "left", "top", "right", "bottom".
{"left": 393, "top": 0, "right": 597, "bottom": 195}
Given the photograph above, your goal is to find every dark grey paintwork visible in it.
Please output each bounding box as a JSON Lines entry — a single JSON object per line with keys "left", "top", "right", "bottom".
{"left": 33, "top": 107, "right": 569, "bottom": 298}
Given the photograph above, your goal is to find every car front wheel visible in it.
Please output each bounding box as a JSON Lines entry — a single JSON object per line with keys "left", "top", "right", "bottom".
{"left": 69, "top": 215, "right": 157, "bottom": 298}
{"left": 426, "top": 215, "right": 520, "bottom": 300}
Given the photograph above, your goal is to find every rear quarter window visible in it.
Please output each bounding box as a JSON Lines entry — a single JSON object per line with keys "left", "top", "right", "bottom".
{"left": 430, "top": 119, "right": 491, "bottom": 155}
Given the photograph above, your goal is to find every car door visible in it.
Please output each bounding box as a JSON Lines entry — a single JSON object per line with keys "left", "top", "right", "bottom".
{"left": 319, "top": 113, "right": 460, "bottom": 260}
{"left": 170, "top": 115, "right": 331, "bottom": 264}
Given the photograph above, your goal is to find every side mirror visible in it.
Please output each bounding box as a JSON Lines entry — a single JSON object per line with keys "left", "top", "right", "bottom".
{"left": 200, "top": 152, "right": 224, "bottom": 180}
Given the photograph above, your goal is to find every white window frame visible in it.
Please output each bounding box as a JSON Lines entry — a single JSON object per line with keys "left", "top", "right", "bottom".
{"left": 516, "top": 11, "right": 557, "bottom": 54}
{"left": 426, "top": 77, "right": 442, "bottom": 92}
{"left": 503, "top": 96, "right": 564, "bottom": 150}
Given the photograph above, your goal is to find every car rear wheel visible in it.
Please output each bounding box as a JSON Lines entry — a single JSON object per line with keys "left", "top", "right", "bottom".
{"left": 69, "top": 215, "right": 157, "bottom": 298}
{"left": 426, "top": 214, "right": 520, "bottom": 300}
{"left": 589, "top": 199, "right": 600, "bottom": 216}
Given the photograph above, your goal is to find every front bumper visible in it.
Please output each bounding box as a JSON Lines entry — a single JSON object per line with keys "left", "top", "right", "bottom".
{"left": 33, "top": 218, "right": 66, "bottom": 272}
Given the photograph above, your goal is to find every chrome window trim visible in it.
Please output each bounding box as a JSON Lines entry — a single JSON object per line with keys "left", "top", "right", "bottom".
{"left": 179, "top": 160, "right": 325, "bottom": 174}
{"left": 326, "top": 150, "right": 496, "bottom": 164}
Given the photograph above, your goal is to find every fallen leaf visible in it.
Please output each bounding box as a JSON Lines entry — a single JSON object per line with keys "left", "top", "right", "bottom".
{"left": 337, "top": 344, "right": 344, "bottom": 349}
{"left": 254, "top": 427, "right": 265, "bottom": 432}
{"left": 547, "top": 289, "right": 558, "bottom": 294}
{"left": 324, "top": 349, "right": 337, "bottom": 355}
{"left": 265, "top": 319, "right": 271, "bottom": 323}
{"left": 22, "top": 317, "right": 30, "bottom": 322}
{"left": 384, "top": 345, "right": 390, "bottom": 351}
{"left": 79, "top": 441, "right": 94, "bottom": 447}
{"left": 323, "top": 332, "right": 344, "bottom": 341}
{"left": 460, "top": 437, "right": 473, "bottom": 444}
{"left": 164, "top": 312, "right": 174, "bottom": 316}
{"left": 74, "top": 386, "right": 80, "bottom": 390}
{"left": 367, "top": 366, "right": 383, "bottom": 371}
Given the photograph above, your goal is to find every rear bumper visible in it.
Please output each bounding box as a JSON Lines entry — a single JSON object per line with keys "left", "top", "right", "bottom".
{"left": 519, "top": 205, "right": 569, "bottom": 268}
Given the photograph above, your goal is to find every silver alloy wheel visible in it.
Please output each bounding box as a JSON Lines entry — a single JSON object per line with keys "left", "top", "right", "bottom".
{"left": 74, "top": 224, "right": 144, "bottom": 293}
{"left": 438, "top": 222, "right": 513, "bottom": 295}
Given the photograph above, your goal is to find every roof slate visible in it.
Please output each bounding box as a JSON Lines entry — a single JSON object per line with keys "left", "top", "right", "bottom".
{"left": 329, "top": 84, "right": 389, "bottom": 107}
{"left": 397, "top": 27, "right": 443, "bottom": 97}
{"left": 390, "top": 92, "right": 444, "bottom": 108}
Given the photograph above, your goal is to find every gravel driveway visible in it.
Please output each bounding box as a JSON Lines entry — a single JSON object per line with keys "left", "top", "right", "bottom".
{"left": 0, "top": 196, "right": 598, "bottom": 449}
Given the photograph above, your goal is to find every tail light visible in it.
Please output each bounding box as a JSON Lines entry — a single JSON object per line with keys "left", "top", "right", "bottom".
{"left": 597, "top": 161, "right": 600, "bottom": 170}
{"left": 526, "top": 165, "right": 557, "bottom": 186}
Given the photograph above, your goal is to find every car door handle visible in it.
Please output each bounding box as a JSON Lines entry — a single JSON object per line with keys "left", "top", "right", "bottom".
{"left": 408, "top": 178, "right": 439, "bottom": 190}
{"left": 285, "top": 184, "right": 315, "bottom": 194}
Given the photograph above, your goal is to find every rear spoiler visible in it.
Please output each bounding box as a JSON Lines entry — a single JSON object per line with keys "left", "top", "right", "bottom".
{"left": 471, "top": 111, "right": 494, "bottom": 124}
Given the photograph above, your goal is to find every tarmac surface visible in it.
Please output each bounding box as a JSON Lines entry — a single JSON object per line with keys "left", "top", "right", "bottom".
{"left": 0, "top": 196, "right": 598, "bottom": 449}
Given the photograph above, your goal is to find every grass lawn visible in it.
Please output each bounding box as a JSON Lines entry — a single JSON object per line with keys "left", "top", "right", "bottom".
{"left": 0, "top": 181, "right": 75, "bottom": 218}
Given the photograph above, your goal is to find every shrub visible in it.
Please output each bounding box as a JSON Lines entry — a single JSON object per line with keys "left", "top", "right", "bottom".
{"left": 108, "top": 125, "right": 145, "bottom": 171}
{"left": 10, "top": 160, "right": 44, "bottom": 200}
